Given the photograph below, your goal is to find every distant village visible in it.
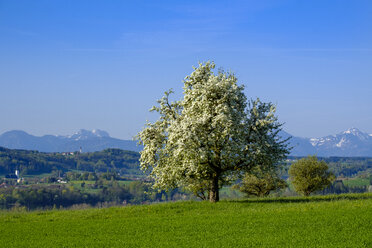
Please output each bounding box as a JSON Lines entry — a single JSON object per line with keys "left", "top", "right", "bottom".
{"left": 4, "top": 169, "right": 23, "bottom": 182}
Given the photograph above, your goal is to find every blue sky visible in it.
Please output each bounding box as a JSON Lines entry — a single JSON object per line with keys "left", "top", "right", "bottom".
{"left": 1, "top": 0, "right": 371, "bottom": 139}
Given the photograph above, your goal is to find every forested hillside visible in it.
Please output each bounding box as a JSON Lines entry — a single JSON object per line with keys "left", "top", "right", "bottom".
{"left": 0, "top": 147, "right": 140, "bottom": 176}
{"left": 1, "top": 146, "right": 372, "bottom": 179}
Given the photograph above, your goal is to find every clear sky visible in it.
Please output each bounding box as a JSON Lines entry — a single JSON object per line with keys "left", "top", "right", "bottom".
{"left": 1, "top": 0, "right": 371, "bottom": 139}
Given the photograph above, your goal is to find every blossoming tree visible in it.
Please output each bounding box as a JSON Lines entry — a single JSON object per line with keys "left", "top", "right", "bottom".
{"left": 137, "top": 62, "right": 289, "bottom": 202}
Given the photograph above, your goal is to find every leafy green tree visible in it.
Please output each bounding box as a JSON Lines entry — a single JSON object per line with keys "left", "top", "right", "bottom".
{"left": 87, "top": 172, "right": 96, "bottom": 181}
{"left": 289, "top": 156, "right": 335, "bottom": 196}
{"left": 128, "top": 181, "right": 152, "bottom": 204}
{"left": 234, "top": 168, "right": 287, "bottom": 197}
{"left": 0, "top": 194, "right": 5, "bottom": 206}
{"left": 137, "top": 62, "right": 290, "bottom": 202}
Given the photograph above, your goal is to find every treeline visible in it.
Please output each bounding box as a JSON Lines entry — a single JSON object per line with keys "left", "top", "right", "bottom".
{"left": 285, "top": 156, "right": 372, "bottom": 178}
{"left": 325, "top": 157, "right": 372, "bottom": 177}
{"left": 321, "top": 180, "right": 372, "bottom": 195}
{"left": 28, "top": 171, "right": 126, "bottom": 184}
{"left": 0, "top": 181, "right": 190, "bottom": 210}
{"left": 0, "top": 147, "right": 141, "bottom": 176}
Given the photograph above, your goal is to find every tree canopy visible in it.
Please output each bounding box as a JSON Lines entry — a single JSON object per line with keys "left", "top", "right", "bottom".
{"left": 137, "top": 62, "right": 290, "bottom": 202}
{"left": 234, "top": 168, "right": 287, "bottom": 197}
{"left": 289, "top": 156, "right": 335, "bottom": 196}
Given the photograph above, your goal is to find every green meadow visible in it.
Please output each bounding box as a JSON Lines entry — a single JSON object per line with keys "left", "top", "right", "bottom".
{"left": 1, "top": 193, "right": 371, "bottom": 248}
{"left": 343, "top": 178, "right": 371, "bottom": 187}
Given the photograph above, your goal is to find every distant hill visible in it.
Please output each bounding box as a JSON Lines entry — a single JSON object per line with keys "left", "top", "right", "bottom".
{"left": 0, "top": 129, "right": 141, "bottom": 153}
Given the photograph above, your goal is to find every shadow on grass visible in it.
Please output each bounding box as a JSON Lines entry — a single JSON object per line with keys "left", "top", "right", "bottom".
{"left": 229, "top": 193, "right": 372, "bottom": 204}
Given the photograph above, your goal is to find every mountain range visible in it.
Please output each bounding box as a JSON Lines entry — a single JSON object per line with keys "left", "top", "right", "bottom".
{"left": 283, "top": 128, "right": 372, "bottom": 157}
{"left": 0, "top": 129, "right": 141, "bottom": 153}
{"left": 0, "top": 128, "right": 372, "bottom": 156}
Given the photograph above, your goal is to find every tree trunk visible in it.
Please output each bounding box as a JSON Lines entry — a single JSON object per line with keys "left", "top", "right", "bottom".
{"left": 209, "top": 176, "right": 219, "bottom": 202}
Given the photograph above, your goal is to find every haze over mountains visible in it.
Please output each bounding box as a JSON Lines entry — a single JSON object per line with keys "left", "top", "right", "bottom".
{"left": 0, "top": 128, "right": 372, "bottom": 157}
{"left": 0, "top": 129, "right": 141, "bottom": 153}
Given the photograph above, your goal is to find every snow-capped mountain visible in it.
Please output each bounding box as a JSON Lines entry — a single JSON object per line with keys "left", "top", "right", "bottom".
{"left": 287, "top": 128, "right": 372, "bottom": 157}
{"left": 0, "top": 129, "right": 141, "bottom": 153}
{"left": 280, "top": 131, "right": 316, "bottom": 156}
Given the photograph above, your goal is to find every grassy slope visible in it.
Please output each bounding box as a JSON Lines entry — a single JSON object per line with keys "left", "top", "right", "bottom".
{"left": 1, "top": 194, "right": 372, "bottom": 248}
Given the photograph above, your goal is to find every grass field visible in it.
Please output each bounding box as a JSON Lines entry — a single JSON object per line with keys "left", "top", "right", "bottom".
{"left": 343, "top": 178, "right": 371, "bottom": 187}
{"left": 1, "top": 193, "right": 371, "bottom": 247}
